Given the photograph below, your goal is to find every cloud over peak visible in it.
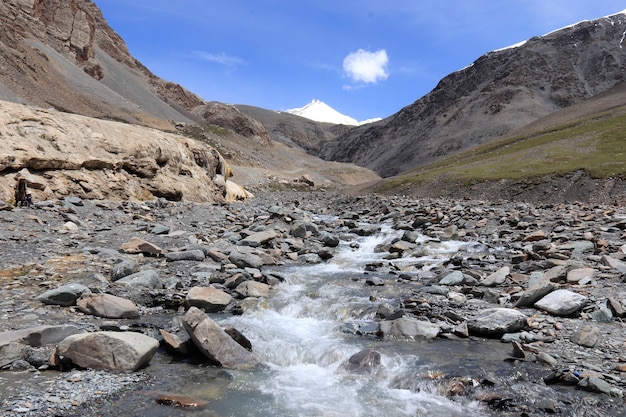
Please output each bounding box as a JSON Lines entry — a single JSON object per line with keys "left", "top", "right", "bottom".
{"left": 343, "top": 49, "right": 389, "bottom": 85}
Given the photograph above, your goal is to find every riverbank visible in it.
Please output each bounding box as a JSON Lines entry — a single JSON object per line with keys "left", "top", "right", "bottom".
{"left": 1, "top": 191, "right": 626, "bottom": 416}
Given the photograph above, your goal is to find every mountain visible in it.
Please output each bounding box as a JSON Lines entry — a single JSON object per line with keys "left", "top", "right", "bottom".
{"left": 319, "top": 10, "right": 626, "bottom": 177}
{"left": 0, "top": 0, "right": 379, "bottom": 202}
{"left": 368, "top": 80, "right": 626, "bottom": 204}
{"left": 235, "top": 104, "right": 351, "bottom": 152}
{"left": 285, "top": 99, "right": 360, "bottom": 126}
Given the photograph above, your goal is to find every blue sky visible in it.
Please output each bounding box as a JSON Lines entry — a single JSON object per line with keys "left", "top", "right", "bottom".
{"left": 95, "top": 1, "right": 626, "bottom": 122}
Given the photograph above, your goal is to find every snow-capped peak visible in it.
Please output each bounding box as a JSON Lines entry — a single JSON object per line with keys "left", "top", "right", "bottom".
{"left": 284, "top": 99, "right": 359, "bottom": 126}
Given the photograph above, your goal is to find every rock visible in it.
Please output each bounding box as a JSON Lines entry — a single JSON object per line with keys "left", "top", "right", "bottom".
{"left": 57, "top": 331, "right": 159, "bottom": 371}
{"left": 319, "top": 232, "right": 340, "bottom": 247}
{"left": 571, "top": 325, "right": 601, "bottom": 348}
{"left": 480, "top": 266, "right": 510, "bottom": 287}
{"left": 0, "top": 325, "right": 81, "bottom": 347}
{"left": 467, "top": 308, "right": 528, "bottom": 337}
{"left": 111, "top": 259, "right": 138, "bottom": 281}
{"left": 607, "top": 297, "right": 626, "bottom": 318}
{"left": 566, "top": 267, "right": 596, "bottom": 283}
{"left": 150, "top": 224, "right": 170, "bottom": 235}
{"left": 185, "top": 286, "right": 232, "bottom": 312}
{"left": 229, "top": 250, "right": 265, "bottom": 269}
{"left": 379, "top": 317, "right": 440, "bottom": 340}
{"left": 514, "top": 279, "right": 556, "bottom": 307}
{"left": 601, "top": 255, "right": 626, "bottom": 273}
{"left": 365, "top": 276, "right": 385, "bottom": 286}
{"left": 534, "top": 289, "right": 588, "bottom": 316}
{"left": 342, "top": 349, "right": 381, "bottom": 375}
{"left": 159, "top": 329, "right": 190, "bottom": 355}
{"left": 224, "top": 327, "right": 253, "bottom": 351}
{"left": 0, "top": 343, "right": 29, "bottom": 368}
{"left": 165, "top": 250, "right": 205, "bottom": 262}
{"left": 155, "top": 393, "right": 209, "bottom": 408}
{"left": 234, "top": 281, "right": 271, "bottom": 298}
{"left": 298, "top": 253, "right": 323, "bottom": 263}
{"left": 579, "top": 377, "right": 614, "bottom": 395}
{"left": 289, "top": 222, "right": 308, "bottom": 238}
{"left": 239, "top": 230, "right": 280, "bottom": 247}
{"left": 36, "top": 283, "right": 91, "bottom": 306}
{"left": 119, "top": 237, "right": 163, "bottom": 256}
{"left": 116, "top": 270, "right": 162, "bottom": 289}
{"left": 591, "top": 306, "right": 613, "bottom": 323}
{"left": 182, "top": 307, "right": 258, "bottom": 369}
{"left": 76, "top": 293, "right": 140, "bottom": 319}
{"left": 439, "top": 271, "right": 465, "bottom": 286}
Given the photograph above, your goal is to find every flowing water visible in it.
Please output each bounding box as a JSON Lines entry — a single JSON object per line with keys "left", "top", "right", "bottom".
{"left": 100, "top": 222, "right": 508, "bottom": 417}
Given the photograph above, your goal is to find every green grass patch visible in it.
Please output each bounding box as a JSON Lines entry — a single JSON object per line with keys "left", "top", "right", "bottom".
{"left": 376, "top": 105, "right": 626, "bottom": 192}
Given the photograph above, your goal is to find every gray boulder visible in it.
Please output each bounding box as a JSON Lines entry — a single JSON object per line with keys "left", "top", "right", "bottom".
{"left": 76, "top": 293, "right": 140, "bottom": 319}
{"left": 166, "top": 250, "right": 205, "bottom": 262}
{"left": 379, "top": 317, "right": 440, "bottom": 340}
{"left": 534, "top": 289, "right": 588, "bottom": 316}
{"left": 57, "top": 331, "right": 159, "bottom": 371}
{"left": 185, "top": 286, "right": 232, "bottom": 312}
{"left": 234, "top": 281, "right": 271, "bottom": 298}
{"left": 0, "top": 325, "right": 81, "bottom": 347}
{"left": 111, "top": 259, "right": 138, "bottom": 281}
{"left": 467, "top": 308, "right": 527, "bottom": 336}
{"left": 183, "top": 307, "right": 258, "bottom": 369}
{"left": 117, "top": 270, "right": 162, "bottom": 289}
{"left": 36, "top": 283, "right": 91, "bottom": 306}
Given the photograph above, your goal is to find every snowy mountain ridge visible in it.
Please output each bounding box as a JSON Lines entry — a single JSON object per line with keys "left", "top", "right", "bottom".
{"left": 284, "top": 100, "right": 380, "bottom": 126}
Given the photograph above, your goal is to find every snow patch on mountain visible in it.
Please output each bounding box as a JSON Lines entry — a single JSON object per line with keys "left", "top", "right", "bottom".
{"left": 284, "top": 100, "right": 380, "bottom": 126}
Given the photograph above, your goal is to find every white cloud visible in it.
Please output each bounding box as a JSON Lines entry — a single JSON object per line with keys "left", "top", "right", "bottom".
{"left": 193, "top": 51, "right": 245, "bottom": 67}
{"left": 342, "top": 49, "right": 389, "bottom": 84}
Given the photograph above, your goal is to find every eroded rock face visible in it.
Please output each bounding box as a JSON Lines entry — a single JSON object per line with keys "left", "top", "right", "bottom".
{"left": 0, "top": 0, "right": 204, "bottom": 123}
{"left": 0, "top": 100, "right": 242, "bottom": 203}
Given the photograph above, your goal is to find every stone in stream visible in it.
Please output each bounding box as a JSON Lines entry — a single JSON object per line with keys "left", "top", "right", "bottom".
{"left": 234, "top": 281, "right": 271, "bottom": 298}
{"left": 342, "top": 349, "right": 382, "bottom": 375}
{"left": 571, "top": 325, "right": 601, "bottom": 348}
{"left": 77, "top": 293, "right": 140, "bottom": 319}
{"left": 467, "top": 308, "right": 528, "bottom": 337}
{"left": 36, "top": 283, "right": 92, "bottom": 306}
{"left": 182, "top": 307, "right": 258, "bottom": 369}
{"left": 159, "top": 329, "right": 191, "bottom": 355}
{"left": 378, "top": 317, "right": 440, "bottom": 340}
{"left": 56, "top": 331, "right": 159, "bottom": 371}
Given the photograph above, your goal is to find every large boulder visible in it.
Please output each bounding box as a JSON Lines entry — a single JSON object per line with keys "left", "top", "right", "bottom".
{"left": 185, "top": 286, "right": 232, "bottom": 312}
{"left": 467, "top": 308, "right": 528, "bottom": 336}
{"left": 57, "top": 331, "right": 159, "bottom": 371}
{"left": 0, "top": 325, "right": 81, "bottom": 347}
{"left": 182, "top": 307, "right": 257, "bottom": 369}
{"left": 534, "top": 289, "right": 588, "bottom": 316}
{"left": 76, "top": 293, "right": 140, "bottom": 319}
{"left": 379, "top": 317, "right": 440, "bottom": 340}
{"left": 36, "top": 283, "right": 91, "bottom": 306}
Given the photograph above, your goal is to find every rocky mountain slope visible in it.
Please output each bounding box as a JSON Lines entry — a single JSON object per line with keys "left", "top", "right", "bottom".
{"left": 0, "top": 0, "right": 379, "bottom": 203}
{"left": 319, "top": 11, "right": 626, "bottom": 177}
{"left": 235, "top": 104, "right": 351, "bottom": 152}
